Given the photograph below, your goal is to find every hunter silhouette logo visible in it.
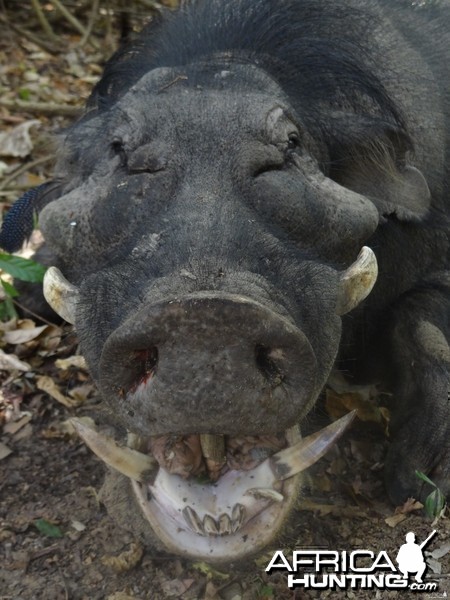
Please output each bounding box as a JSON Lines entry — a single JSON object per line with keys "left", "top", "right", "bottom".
{"left": 396, "top": 530, "right": 436, "bottom": 583}
{"left": 266, "top": 529, "right": 441, "bottom": 592}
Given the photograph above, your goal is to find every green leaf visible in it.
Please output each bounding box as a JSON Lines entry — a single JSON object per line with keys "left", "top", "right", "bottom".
{"left": 34, "top": 518, "right": 63, "bottom": 538}
{"left": 260, "top": 585, "right": 275, "bottom": 598}
{"left": 18, "top": 88, "right": 31, "bottom": 101}
{"left": 415, "top": 470, "right": 437, "bottom": 488}
{"left": 424, "top": 489, "right": 446, "bottom": 520}
{"left": 0, "top": 297, "right": 17, "bottom": 320}
{"left": 0, "top": 254, "right": 46, "bottom": 282}
{"left": 192, "top": 561, "right": 229, "bottom": 580}
{"left": 1, "top": 279, "right": 19, "bottom": 298}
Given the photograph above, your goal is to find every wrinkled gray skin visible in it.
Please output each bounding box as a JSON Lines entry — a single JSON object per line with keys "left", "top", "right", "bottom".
{"left": 38, "top": 0, "right": 449, "bottom": 559}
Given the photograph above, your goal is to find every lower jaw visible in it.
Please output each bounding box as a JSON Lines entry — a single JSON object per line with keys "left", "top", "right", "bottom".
{"left": 128, "top": 425, "right": 303, "bottom": 562}
{"left": 132, "top": 473, "right": 301, "bottom": 562}
{"left": 72, "top": 412, "right": 354, "bottom": 563}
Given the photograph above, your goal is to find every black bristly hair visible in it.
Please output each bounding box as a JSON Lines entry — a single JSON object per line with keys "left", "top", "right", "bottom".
{"left": 0, "top": 181, "right": 60, "bottom": 253}
{"left": 87, "top": 0, "right": 407, "bottom": 139}
{"left": 3, "top": 0, "right": 410, "bottom": 258}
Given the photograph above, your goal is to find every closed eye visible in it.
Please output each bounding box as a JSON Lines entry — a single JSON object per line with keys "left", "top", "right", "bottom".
{"left": 111, "top": 139, "right": 128, "bottom": 168}
{"left": 111, "top": 141, "right": 167, "bottom": 174}
{"left": 287, "top": 132, "right": 300, "bottom": 151}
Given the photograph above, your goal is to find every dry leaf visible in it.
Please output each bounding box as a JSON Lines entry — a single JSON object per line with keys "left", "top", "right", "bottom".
{"left": 37, "top": 326, "right": 63, "bottom": 351}
{"left": 385, "top": 513, "right": 407, "bottom": 527}
{"left": 14, "top": 423, "right": 33, "bottom": 441}
{"left": 3, "top": 325, "right": 48, "bottom": 345}
{"left": 0, "top": 349, "right": 31, "bottom": 371}
{"left": 71, "top": 520, "right": 86, "bottom": 532}
{"left": 16, "top": 319, "right": 37, "bottom": 329}
{"left": 42, "top": 416, "right": 95, "bottom": 439}
{"left": 68, "top": 384, "right": 94, "bottom": 404}
{"left": 160, "top": 578, "right": 195, "bottom": 597}
{"left": 101, "top": 542, "right": 143, "bottom": 573}
{"left": 428, "top": 541, "right": 450, "bottom": 560}
{"left": 327, "top": 372, "right": 379, "bottom": 401}
{"left": 203, "top": 581, "right": 220, "bottom": 600}
{"left": 3, "top": 413, "right": 32, "bottom": 435}
{"left": 55, "top": 355, "right": 87, "bottom": 370}
{"left": 425, "top": 557, "right": 442, "bottom": 574}
{"left": 0, "top": 442, "right": 12, "bottom": 460}
{"left": 219, "top": 582, "right": 243, "bottom": 600}
{"left": 395, "top": 497, "right": 423, "bottom": 515}
{"left": 325, "top": 389, "right": 390, "bottom": 433}
{"left": 36, "top": 375, "right": 79, "bottom": 408}
{"left": 0, "top": 318, "right": 19, "bottom": 333}
{"left": 0, "top": 119, "right": 40, "bottom": 157}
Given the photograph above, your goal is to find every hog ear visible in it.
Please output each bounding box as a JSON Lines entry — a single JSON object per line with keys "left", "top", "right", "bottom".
{"left": 0, "top": 181, "right": 61, "bottom": 253}
{"left": 329, "top": 119, "right": 431, "bottom": 222}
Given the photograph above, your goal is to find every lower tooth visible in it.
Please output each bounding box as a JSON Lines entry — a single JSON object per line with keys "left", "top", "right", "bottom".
{"left": 203, "top": 514, "right": 219, "bottom": 535}
{"left": 183, "top": 506, "right": 205, "bottom": 535}
{"left": 219, "top": 513, "right": 232, "bottom": 535}
{"left": 231, "top": 504, "right": 245, "bottom": 533}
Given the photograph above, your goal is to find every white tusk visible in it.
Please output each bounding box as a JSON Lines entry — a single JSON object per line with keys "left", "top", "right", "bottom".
{"left": 269, "top": 411, "right": 356, "bottom": 480}
{"left": 43, "top": 266, "right": 79, "bottom": 325}
{"left": 336, "top": 246, "right": 378, "bottom": 315}
{"left": 70, "top": 418, "right": 156, "bottom": 482}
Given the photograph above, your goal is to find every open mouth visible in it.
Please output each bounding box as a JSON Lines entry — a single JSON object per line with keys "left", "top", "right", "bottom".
{"left": 71, "top": 411, "right": 354, "bottom": 562}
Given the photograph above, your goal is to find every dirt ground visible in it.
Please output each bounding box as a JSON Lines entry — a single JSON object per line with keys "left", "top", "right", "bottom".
{"left": 0, "top": 7, "right": 449, "bottom": 600}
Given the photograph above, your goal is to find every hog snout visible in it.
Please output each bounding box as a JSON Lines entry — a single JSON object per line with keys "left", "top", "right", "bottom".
{"left": 99, "top": 292, "right": 317, "bottom": 436}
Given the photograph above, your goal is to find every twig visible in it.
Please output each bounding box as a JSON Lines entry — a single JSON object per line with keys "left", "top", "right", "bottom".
{"left": 135, "top": 0, "right": 163, "bottom": 9}
{"left": 30, "top": 0, "right": 59, "bottom": 43}
{"left": 12, "top": 298, "right": 60, "bottom": 328}
{"left": 51, "top": 0, "right": 88, "bottom": 35}
{"left": 0, "top": 99, "right": 81, "bottom": 118}
{"left": 104, "top": 0, "right": 114, "bottom": 53}
{"left": 0, "top": 155, "right": 54, "bottom": 191}
{"left": 0, "top": 188, "right": 32, "bottom": 197}
{"left": 29, "top": 543, "right": 61, "bottom": 561}
{"left": 51, "top": 0, "right": 99, "bottom": 49}
{"left": 0, "top": 14, "right": 60, "bottom": 54}
{"left": 79, "top": 0, "right": 100, "bottom": 48}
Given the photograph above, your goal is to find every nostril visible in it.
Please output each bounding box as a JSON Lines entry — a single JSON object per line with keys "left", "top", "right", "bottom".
{"left": 255, "top": 344, "right": 285, "bottom": 385}
{"left": 134, "top": 346, "right": 159, "bottom": 387}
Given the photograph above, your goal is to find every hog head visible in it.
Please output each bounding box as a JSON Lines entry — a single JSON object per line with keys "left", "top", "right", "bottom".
{"left": 34, "top": 63, "right": 386, "bottom": 561}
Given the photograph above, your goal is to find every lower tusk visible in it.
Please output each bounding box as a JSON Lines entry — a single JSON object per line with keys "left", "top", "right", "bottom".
{"left": 336, "top": 246, "right": 378, "bottom": 315}
{"left": 70, "top": 418, "right": 156, "bottom": 482}
{"left": 43, "top": 266, "right": 79, "bottom": 325}
{"left": 270, "top": 411, "right": 356, "bottom": 480}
